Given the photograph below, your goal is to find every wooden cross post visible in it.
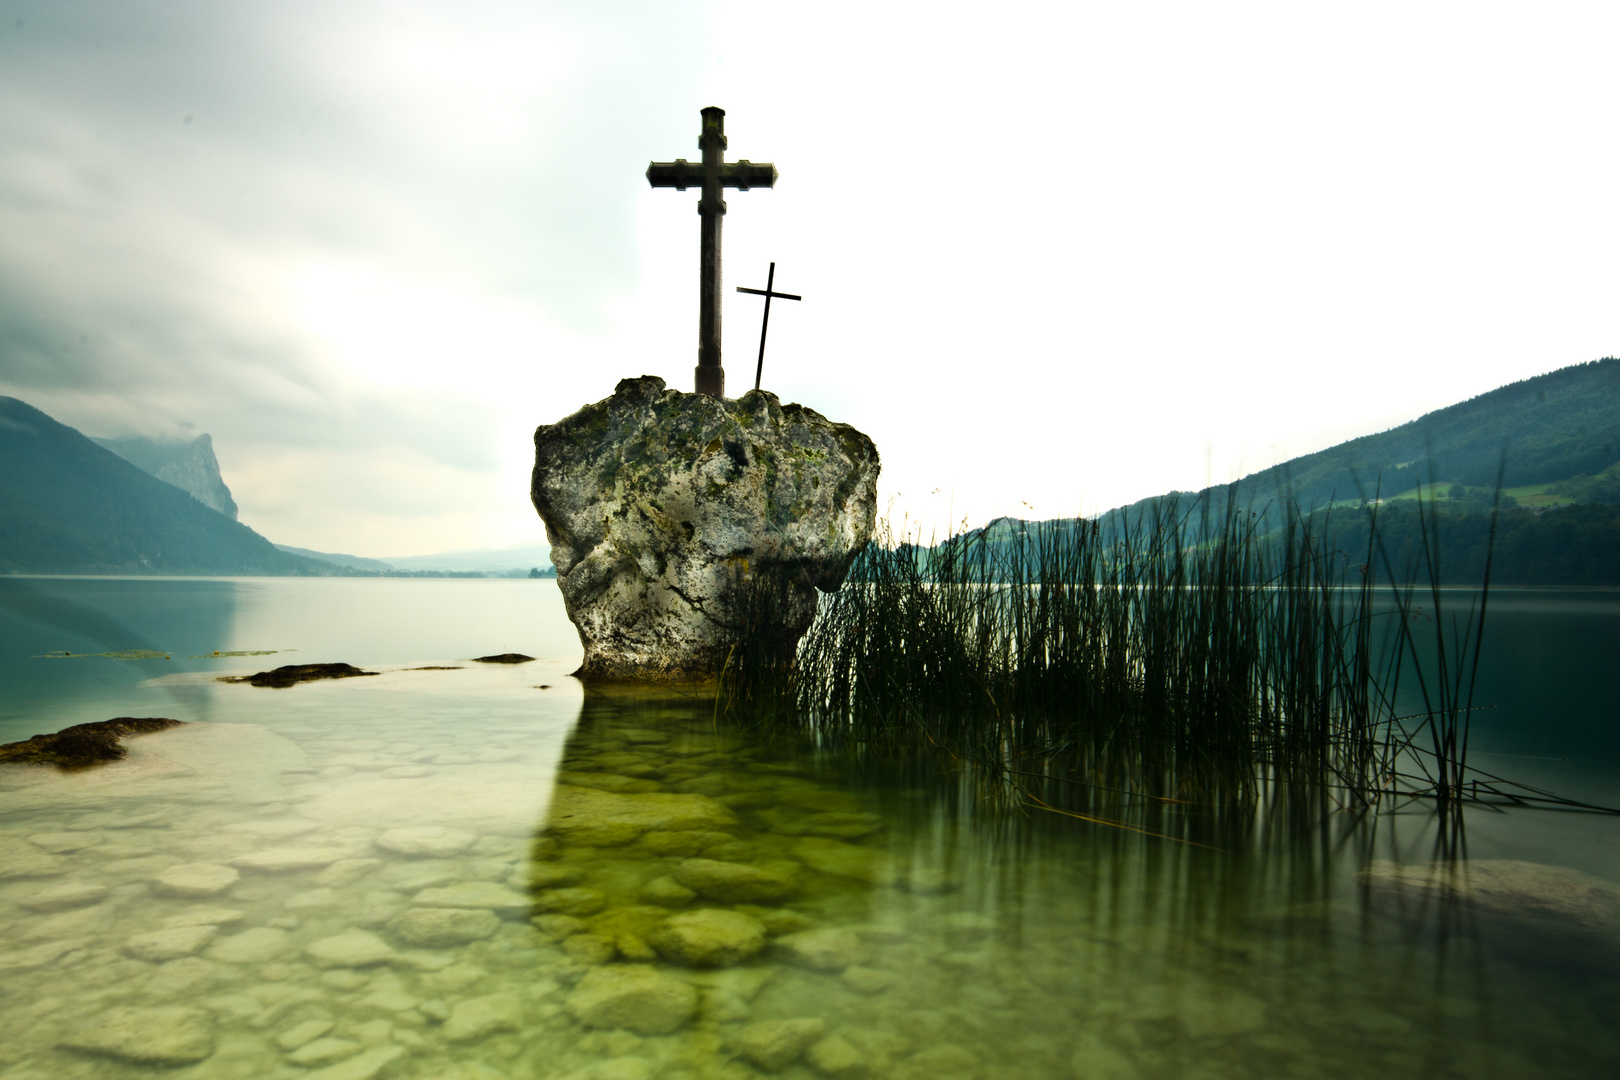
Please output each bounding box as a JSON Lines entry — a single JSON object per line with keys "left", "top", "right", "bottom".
{"left": 647, "top": 107, "right": 777, "bottom": 398}
{"left": 736, "top": 263, "right": 801, "bottom": 392}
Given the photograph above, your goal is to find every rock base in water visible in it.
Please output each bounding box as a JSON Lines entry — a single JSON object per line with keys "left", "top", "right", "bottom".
{"left": 531, "top": 376, "right": 879, "bottom": 682}
{"left": 224, "top": 663, "right": 379, "bottom": 688}
{"left": 0, "top": 717, "right": 184, "bottom": 770}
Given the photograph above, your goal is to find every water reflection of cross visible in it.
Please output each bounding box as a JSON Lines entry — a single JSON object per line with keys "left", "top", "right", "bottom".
{"left": 736, "top": 263, "right": 801, "bottom": 392}
{"left": 647, "top": 107, "right": 777, "bottom": 398}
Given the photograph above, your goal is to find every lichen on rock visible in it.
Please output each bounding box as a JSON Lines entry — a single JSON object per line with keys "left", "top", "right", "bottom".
{"left": 532, "top": 375, "right": 879, "bottom": 682}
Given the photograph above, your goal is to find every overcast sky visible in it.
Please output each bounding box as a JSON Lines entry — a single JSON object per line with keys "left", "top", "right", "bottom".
{"left": 2, "top": 1, "right": 1616, "bottom": 555}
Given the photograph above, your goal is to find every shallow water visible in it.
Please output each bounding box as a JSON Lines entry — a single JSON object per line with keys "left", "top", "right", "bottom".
{"left": 1, "top": 578, "right": 1618, "bottom": 1079}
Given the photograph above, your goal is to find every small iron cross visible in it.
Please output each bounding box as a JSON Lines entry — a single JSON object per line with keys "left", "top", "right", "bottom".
{"left": 647, "top": 107, "right": 777, "bottom": 398}
{"left": 736, "top": 263, "right": 801, "bottom": 392}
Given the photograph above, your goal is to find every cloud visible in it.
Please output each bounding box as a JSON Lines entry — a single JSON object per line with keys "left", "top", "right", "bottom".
{"left": 0, "top": 0, "right": 711, "bottom": 548}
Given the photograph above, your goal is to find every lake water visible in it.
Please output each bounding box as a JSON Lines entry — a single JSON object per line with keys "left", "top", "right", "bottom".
{"left": 1, "top": 577, "right": 1617, "bottom": 1080}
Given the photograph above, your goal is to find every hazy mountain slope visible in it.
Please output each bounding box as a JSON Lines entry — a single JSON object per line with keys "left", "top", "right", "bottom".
{"left": 380, "top": 542, "right": 552, "bottom": 573}
{"left": 0, "top": 397, "right": 331, "bottom": 575}
{"left": 92, "top": 433, "right": 239, "bottom": 519}
{"left": 956, "top": 359, "right": 1620, "bottom": 584}
{"left": 1166, "top": 357, "right": 1619, "bottom": 514}
{"left": 273, "top": 545, "right": 396, "bottom": 572}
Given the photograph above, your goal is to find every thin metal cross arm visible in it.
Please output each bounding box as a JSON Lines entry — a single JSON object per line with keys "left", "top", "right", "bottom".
{"left": 737, "top": 285, "right": 801, "bottom": 301}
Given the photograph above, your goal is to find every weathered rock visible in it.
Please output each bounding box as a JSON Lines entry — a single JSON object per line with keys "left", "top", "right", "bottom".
{"left": 647, "top": 908, "right": 767, "bottom": 967}
{"left": 60, "top": 1005, "right": 214, "bottom": 1065}
{"left": 532, "top": 887, "right": 608, "bottom": 916}
{"left": 376, "top": 826, "right": 477, "bottom": 857}
{"left": 306, "top": 929, "right": 396, "bottom": 968}
{"left": 0, "top": 836, "right": 69, "bottom": 879}
{"left": 124, "top": 924, "right": 219, "bottom": 962}
{"left": 0, "top": 717, "right": 183, "bottom": 769}
{"left": 638, "top": 875, "right": 698, "bottom": 906}
{"left": 839, "top": 966, "right": 894, "bottom": 995}
{"left": 1360, "top": 859, "right": 1620, "bottom": 935}
{"left": 304, "top": 1045, "right": 406, "bottom": 1080}
{"left": 21, "top": 881, "right": 109, "bottom": 912}
{"left": 155, "top": 862, "right": 239, "bottom": 897}
{"left": 807, "top": 1034, "right": 869, "bottom": 1077}
{"left": 224, "top": 662, "right": 378, "bottom": 688}
{"left": 208, "top": 926, "right": 290, "bottom": 963}
{"left": 278, "top": 1018, "right": 336, "bottom": 1051}
{"left": 413, "top": 881, "right": 529, "bottom": 914}
{"left": 443, "top": 994, "right": 522, "bottom": 1042}
{"left": 388, "top": 907, "right": 501, "bottom": 947}
{"left": 773, "top": 928, "right": 865, "bottom": 972}
{"left": 792, "top": 837, "right": 896, "bottom": 886}
{"left": 230, "top": 847, "right": 349, "bottom": 872}
{"left": 164, "top": 906, "right": 244, "bottom": 928}
{"left": 566, "top": 964, "right": 700, "bottom": 1034}
{"left": 289, "top": 1037, "right": 363, "bottom": 1066}
{"left": 673, "top": 858, "right": 797, "bottom": 903}
{"left": 544, "top": 785, "right": 738, "bottom": 847}
{"left": 729, "top": 1018, "right": 827, "bottom": 1072}
{"left": 532, "top": 376, "right": 879, "bottom": 682}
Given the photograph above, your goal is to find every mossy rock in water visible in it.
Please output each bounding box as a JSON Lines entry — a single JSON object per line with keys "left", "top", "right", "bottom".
{"left": 472, "top": 653, "right": 535, "bottom": 664}
{"left": 531, "top": 375, "right": 879, "bottom": 682}
{"left": 223, "top": 663, "right": 378, "bottom": 688}
{"left": 0, "top": 717, "right": 184, "bottom": 770}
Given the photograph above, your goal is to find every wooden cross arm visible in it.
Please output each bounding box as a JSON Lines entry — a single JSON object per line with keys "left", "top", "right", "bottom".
{"left": 646, "top": 159, "right": 778, "bottom": 191}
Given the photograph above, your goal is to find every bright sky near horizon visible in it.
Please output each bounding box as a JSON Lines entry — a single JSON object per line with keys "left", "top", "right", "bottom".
{"left": 2, "top": 1, "right": 1616, "bottom": 556}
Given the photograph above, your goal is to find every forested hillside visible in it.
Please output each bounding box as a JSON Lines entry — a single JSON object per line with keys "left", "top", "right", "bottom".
{"left": 0, "top": 397, "right": 333, "bottom": 575}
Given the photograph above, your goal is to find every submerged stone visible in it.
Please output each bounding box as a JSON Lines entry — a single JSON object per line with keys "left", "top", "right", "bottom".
{"left": 531, "top": 375, "right": 879, "bottom": 682}
{"left": 773, "top": 928, "right": 865, "bottom": 972}
{"left": 672, "top": 857, "right": 797, "bottom": 903}
{"left": 0, "top": 717, "right": 183, "bottom": 770}
{"left": 647, "top": 908, "right": 767, "bottom": 967}
{"left": 728, "top": 1018, "right": 827, "bottom": 1072}
{"left": 566, "top": 964, "right": 700, "bottom": 1034}
{"left": 59, "top": 1005, "right": 215, "bottom": 1065}
{"left": 155, "top": 862, "right": 239, "bottom": 897}
{"left": 124, "top": 924, "right": 219, "bottom": 962}
{"left": 443, "top": 994, "right": 522, "bottom": 1042}
{"left": 375, "top": 826, "right": 478, "bottom": 857}
{"left": 21, "top": 880, "right": 109, "bottom": 912}
{"left": 387, "top": 907, "right": 500, "bottom": 948}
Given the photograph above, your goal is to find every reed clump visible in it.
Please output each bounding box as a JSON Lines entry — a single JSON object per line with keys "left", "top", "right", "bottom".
{"left": 718, "top": 488, "right": 1557, "bottom": 814}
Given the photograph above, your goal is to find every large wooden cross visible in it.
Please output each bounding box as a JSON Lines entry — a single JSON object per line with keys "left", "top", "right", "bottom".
{"left": 647, "top": 107, "right": 777, "bottom": 398}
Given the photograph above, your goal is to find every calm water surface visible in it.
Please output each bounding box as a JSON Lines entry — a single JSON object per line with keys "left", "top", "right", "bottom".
{"left": 0, "top": 577, "right": 1617, "bottom": 1080}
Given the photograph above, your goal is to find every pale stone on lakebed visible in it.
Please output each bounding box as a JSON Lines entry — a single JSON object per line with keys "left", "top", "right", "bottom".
{"left": 729, "top": 1018, "right": 827, "bottom": 1072}
{"left": 303, "top": 1044, "right": 405, "bottom": 1080}
{"left": 387, "top": 906, "right": 500, "bottom": 947}
{"left": 648, "top": 908, "right": 767, "bottom": 967}
{"left": 289, "top": 1036, "right": 363, "bottom": 1066}
{"left": 207, "top": 925, "right": 291, "bottom": 964}
{"left": 306, "top": 929, "right": 396, "bottom": 968}
{"left": 163, "top": 906, "right": 241, "bottom": 929}
{"left": 672, "top": 857, "right": 797, "bottom": 903}
{"left": 155, "top": 861, "right": 239, "bottom": 896}
{"left": 375, "top": 825, "right": 478, "bottom": 857}
{"left": 230, "top": 846, "right": 350, "bottom": 872}
{"left": 413, "top": 881, "right": 529, "bottom": 913}
{"left": 21, "top": 880, "right": 109, "bottom": 912}
{"left": 59, "top": 1005, "right": 215, "bottom": 1066}
{"left": 544, "top": 785, "right": 739, "bottom": 846}
{"left": 124, "top": 923, "right": 219, "bottom": 962}
{"left": 566, "top": 964, "right": 700, "bottom": 1035}
{"left": 443, "top": 993, "right": 522, "bottom": 1042}
{"left": 774, "top": 928, "right": 866, "bottom": 972}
